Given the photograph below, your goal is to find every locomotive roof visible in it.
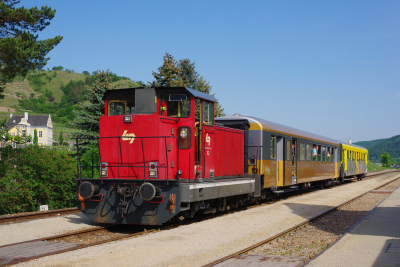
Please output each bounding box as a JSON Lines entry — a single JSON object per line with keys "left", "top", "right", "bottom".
{"left": 103, "top": 87, "right": 217, "bottom": 102}
{"left": 216, "top": 114, "right": 367, "bottom": 149}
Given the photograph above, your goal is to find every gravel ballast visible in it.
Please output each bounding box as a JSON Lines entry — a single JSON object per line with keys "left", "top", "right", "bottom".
{"left": 9, "top": 172, "right": 400, "bottom": 267}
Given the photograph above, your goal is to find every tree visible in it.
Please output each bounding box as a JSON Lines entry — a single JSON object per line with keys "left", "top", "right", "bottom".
{"left": 71, "top": 71, "right": 114, "bottom": 151}
{"left": 151, "top": 53, "right": 188, "bottom": 87}
{"left": 58, "top": 131, "right": 64, "bottom": 145}
{"left": 178, "top": 58, "right": 198, "bottom": 88}
{"left": 380, "top": 151, "right": 391, "bottom": 167}
{"left": 0, "top": 1, "right": 63, "bottom": 99}
{"left": 33, "top": 129, "right": 38, "bottom": 145}
{"left": 152, "top": 53, "right": 226, "bottom": 118}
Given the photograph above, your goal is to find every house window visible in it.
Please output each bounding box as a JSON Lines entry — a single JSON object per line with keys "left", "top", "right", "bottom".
{"left": 21, "top": 129, "right": 26, "bottom": 136}
{"left": 39, "top": 131, "right": 43, "bottom": 138}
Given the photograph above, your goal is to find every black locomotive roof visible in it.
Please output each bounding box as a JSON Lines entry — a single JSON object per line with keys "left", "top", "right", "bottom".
{"left": 103, "top": 87, "right": 217, "bottom": 102}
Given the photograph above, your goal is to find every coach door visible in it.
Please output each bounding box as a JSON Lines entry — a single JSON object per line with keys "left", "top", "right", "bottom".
{"left": 276, "top": 136, "right": 284, "bottom": 187}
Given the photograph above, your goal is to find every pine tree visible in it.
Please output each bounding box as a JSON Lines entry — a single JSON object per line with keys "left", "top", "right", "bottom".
{"left": 178, "top": 59, "right": 198, "bottom": 88}
{"left": 0, "top": 1, "right": 63, "bottom": 99}
{"left": 33, "top": 129, "right": 38, "bottom": 145}
{"left": 71, "top": 71, "right": 114, "bottom": 151}
{"left": 152, "top": 53, "right": 188, "bottom": 87}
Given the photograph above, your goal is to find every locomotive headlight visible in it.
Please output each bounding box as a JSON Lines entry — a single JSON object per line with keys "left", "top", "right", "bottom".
{"left": 178, "top": 127, "right": 191, "bottom": 149}
{"left": 149, "top": 162, "right": 157, "bottom": 178}
{"left": 180, "top": 128, "right": 188, "bottom": 139}
{"left": 101, "top": 170, "right": 107, "bottom": 176}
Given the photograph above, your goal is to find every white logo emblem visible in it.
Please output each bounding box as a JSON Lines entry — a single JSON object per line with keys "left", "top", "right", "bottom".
{"left": 206, "top": 133, "right": 211, "bottom": 146}
{"left": 122, "top": 130, "right": 136, "bottom": 144}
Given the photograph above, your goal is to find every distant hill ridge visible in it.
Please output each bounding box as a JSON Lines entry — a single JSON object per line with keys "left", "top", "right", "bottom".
{"left": 355, "top": 135, "right": 400, "bottom": 159}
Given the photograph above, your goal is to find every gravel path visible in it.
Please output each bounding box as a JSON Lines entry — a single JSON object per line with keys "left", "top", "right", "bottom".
{"left": 246, "top": 192, "right": 389, "bottom": 260}
{"left": 11, "top": 172, "right": 400, "bottom": 267}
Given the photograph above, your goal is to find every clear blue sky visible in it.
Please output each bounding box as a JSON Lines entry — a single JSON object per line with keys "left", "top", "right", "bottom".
{"left": 23, "top": 1, "right": 400, "bottom": 143}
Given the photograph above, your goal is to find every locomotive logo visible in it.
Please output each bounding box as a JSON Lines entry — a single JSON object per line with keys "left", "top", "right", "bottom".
{"left": 122, "top": 130, "right": 136, "bottom": 144}
{"left": 206, "top": 133, "right": 211, "bottom": 146}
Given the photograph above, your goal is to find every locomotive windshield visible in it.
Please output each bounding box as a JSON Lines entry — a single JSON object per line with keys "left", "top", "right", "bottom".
{"left": 108, "top": 94, "right": 135, "bottom": 116}
{"left": 160, "top": 93, "right": 190, "bottom": 117}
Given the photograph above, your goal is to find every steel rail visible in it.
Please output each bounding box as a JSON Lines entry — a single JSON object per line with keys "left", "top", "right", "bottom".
{"left": 203, "top": 172, "right": 400, "bottom": 267}
{"left": 0, "top": 208, "right": 80, "bottom": 225}
{"left": 0, "top": 225, "right": 157, "bottom": 267}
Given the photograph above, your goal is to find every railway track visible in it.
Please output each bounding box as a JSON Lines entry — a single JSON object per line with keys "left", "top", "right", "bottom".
{"left": 0, "top": 208, "right": 80, "bottom": 225}
{"left": 0, "top": 170, "right": 395, "bottom": 226}
{"left": 0, "top": 224, "right": 156, "bottom": 266}
{"left": 203, "top": 172, "right": 400, "bottom": 267}
{"left": 0, "top": 170, "right": 397, "bottom": 266}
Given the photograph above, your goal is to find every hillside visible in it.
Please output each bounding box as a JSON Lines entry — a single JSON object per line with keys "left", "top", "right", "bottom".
{"left": 354, "top": 138, "right": 387, "bottom": 151}
{"left": 355, "top": 135, "right": 400, "bottom": 160}
{"left": 0, "top": 69, "right": 141, "bottom": 124}
{"left": 0, "top": 70, "right": 140, "bottom": 110}
{"left": 367, "top": 135, "right": 400, "bottom": 159}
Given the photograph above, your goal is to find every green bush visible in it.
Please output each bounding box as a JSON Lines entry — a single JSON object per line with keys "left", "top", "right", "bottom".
{"left": 0, "top": 146, "right": 78, "bottom": 215}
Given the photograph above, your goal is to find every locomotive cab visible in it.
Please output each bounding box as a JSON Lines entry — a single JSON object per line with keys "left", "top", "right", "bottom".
{"left": 77, "top": 87, "right": 249, "bottom": 225}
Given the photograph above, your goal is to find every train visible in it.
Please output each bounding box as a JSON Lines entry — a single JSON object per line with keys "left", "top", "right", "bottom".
{"left": 77, "top": 86, "right": 368, "bottom": 225}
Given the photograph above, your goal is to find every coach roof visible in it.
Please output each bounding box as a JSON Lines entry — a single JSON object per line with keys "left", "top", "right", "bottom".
{"left": 216, "top": 114, "right": 346, "bottom": 146}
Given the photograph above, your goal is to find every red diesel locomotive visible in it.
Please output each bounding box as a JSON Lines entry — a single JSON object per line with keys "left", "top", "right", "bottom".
{"left": 77, "top": 87, "right": 253, "bottom": 225}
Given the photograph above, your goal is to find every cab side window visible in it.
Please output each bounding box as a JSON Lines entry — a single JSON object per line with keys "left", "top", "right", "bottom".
{"left": 109, "top": 102, "right": 125, "bottom": 116}
{"left": 160, "top": 93, "right": 191, "bottom": 118}
{"left": 202, "top": 101, "right": 214, "bottom": 126}
{"left": 108, "top": 94, "right": 135, "bottom": 116}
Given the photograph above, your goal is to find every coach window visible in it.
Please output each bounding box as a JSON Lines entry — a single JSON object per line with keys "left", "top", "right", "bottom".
{"left": 317, "top": 146, "right": 322, "bottom": 161}
{"left": 326, "top": 147, "right": 333, "bottom": 162}
{"left": 306, "top": 143, "right": 311, "bottom": 161}
{"left": 160, "top": 93, "right": 191, "bottom": 118}
{"left": 332, "top": 147, "right": 335, "bottom": 162}
{"left": 322, "top": 146, "right": 326, "bottom": 161}
{"left": 286, "top": 140, "right": 291, "bottom": 161}
{"left": 312, "top": 144, "right": 317, "bottom": 161}
{"left": 270, "top": 135, "right": 276, "bottom": 159}
{"left": 300, "top": 142, "right": 305, "bottom": 160}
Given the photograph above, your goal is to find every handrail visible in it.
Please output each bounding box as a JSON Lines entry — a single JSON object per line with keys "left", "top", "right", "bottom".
{"left": 72, "top": 135, "right": 178, "bottom": 180}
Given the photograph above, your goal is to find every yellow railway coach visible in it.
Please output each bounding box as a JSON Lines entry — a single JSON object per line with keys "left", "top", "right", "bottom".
{"left": 216, "top": 114, "right": 368, "bottom": 196}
